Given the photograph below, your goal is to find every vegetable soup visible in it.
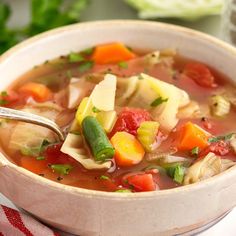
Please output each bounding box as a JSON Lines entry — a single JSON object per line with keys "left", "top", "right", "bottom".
{"left": 1, "top": 42, "right": 236, "bottom": 192}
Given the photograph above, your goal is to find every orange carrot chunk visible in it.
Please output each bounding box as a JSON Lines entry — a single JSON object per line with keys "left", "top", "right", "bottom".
{"left": 19, "top": 82, "right": 53, "bottom": 102}
{"left": 92, "top": 42, "right": 136, "bottom": 64}
{"left": 111, "top": 131, "right": 145, "bottom": 167}
{"left": 177, "top": 122, "right": 210, "bottom": 151}
{"left": 20, "top": 156, "right": 47, "bottom": 174}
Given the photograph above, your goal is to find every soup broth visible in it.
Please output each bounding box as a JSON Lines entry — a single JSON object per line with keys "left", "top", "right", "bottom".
{"left": 1, "top": 42, "right": 236, "bottom": 192}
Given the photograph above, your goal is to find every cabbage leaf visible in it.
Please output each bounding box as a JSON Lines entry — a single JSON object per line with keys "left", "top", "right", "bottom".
{"left": 124, "top": 0, "right": 223, "bottom": 21}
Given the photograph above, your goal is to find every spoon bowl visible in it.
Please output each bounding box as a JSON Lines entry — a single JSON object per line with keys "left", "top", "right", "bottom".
{"left": 0, "top": 107, "right": 65, "bottom": 141}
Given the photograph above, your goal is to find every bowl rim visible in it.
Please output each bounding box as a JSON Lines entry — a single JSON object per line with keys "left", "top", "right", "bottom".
{"left": 1, "top": 19, "right": 236, "bottom": 199}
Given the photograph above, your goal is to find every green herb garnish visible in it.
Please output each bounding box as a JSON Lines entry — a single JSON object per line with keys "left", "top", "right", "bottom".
{"left": 36, "top": 156, "right": 45, "bottom": 160}
{"left": 92, "top": 106, "right": 101, "bottom": 113}
{"left": 190, "top": 147, "right": 199, "bottom": 156}
{"left": 115, "top": 189, "right": 132, "bottom": 193}
{"left": 79, "top": 61, "right": 94, "bottom": 73}
{"left": 118, "top": 61, "right": 128, "bottom": 69}
{"left": 164, "top": 162, "right": 185, "bottom": 184}
{"left": 68, "top": 52, "right": 84, "bottom": 63}
{"left": 208, "top": 133, "right": 235, "bottom": 143}
{"left": 173, "top": 165, "right": 185, "bottom": 184}
{"left": 50, "top": 164, "right": 73, "bottom": 175}
{"left": 100, "top": 175, "right": 110, "bottom": 180}
{"left": 150, "top": 97, "right": 168, "bottom": 107}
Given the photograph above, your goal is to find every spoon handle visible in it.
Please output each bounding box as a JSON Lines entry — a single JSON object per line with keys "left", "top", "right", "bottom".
{"left": 0, "top": 107, "right": 65, "bottom": 141}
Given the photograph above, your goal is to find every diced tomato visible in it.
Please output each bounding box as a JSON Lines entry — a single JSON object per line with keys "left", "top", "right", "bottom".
{"left": 44, "top": 143, "right": 76, "bottom": 165}
{"left": 110, "top": 108, "right": 152, "bottom": 136}
{"left": 199, "top": 140, "right": 230, "bottom": 157}
{"left": 183, "top": 62, "right": 217, "bottom": 88}
{"left": 123, "top": 173, "right": 157, "bottom": 192}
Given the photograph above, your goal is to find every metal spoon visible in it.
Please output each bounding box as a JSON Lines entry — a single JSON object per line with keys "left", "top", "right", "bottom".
{"left": 0, "top": 107, "right": 65, "bottom": 141}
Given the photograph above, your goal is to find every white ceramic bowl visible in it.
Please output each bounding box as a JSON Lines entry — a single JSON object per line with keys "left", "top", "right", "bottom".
{"left": 0, "top": 20, "right": 236, "bottom": 236}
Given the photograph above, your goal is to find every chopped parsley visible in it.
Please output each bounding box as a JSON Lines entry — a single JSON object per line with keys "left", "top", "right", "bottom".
{"left": 68, "top": 52, "right": 84, "bottom": 63}
{"left": 100, "top": 175, "right": 110, "bottom": 180}
{"left": 164, "top": 163, "right": 185, "bottom": 184}
{"left": 92, "top": 106, "right": 101, "bottom": 113}
{"left": 79, "top": 61, "right": 93, "bottom": 73}
{"left": 118, "top": 61, "right": 128, "bottom": 69}
{"left": 208, "top": 133, "right": 235, "bottom": 143}
{"left": 150, "top": 97, "right": 168, "bottom": 107}
{"left": 36, "top": 156, "right": 45, "bottom": 161}
{"left": 190, "top": 147, "right": 199, "bottom": 156}
{"left": 50, "top": 164, "right": 73, "bottom": 175}
{"left": 115, "top": 189, "right": 132, "bottom": 193}
{"left": 173, "top": 165, "right": 185, "bottom": 184}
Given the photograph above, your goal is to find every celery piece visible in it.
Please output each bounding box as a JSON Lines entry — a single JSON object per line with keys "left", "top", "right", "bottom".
{"left": 137, "top": 121, "right": 159, "bottom": 152}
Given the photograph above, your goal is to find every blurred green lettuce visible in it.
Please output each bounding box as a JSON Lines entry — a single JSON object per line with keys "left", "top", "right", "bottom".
{"left": 124, "top": 0, "right": 223, "bottom": 21}
{"left": 0, "top": 0, "right": 89, "bottom": 54}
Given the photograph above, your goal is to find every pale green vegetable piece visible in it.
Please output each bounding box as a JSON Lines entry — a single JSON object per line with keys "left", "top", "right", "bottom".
{"left": 209, "top": 95, "right": 231, "bottom": 117}
{"left": 141, "top": 73, "right": 190, "bottom": 131}
{"left": 96, "top": 110, "right": 117, "bottom": 133}
{"left": 183, "top": 152, "right": 236, "bottom": 185}
{"left": 144, "top": 51, "right": 160, "bottom": 66}
{"left": 137, "top": 121, "right": 160, "bottom": 152}
{"left": 124, "top": 0, "right": 223, "bottom": 21}
{"left": 116, "top": 76, "right": 139, "bottom": 106}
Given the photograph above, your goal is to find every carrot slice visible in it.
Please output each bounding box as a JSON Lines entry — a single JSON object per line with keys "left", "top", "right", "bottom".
{"left": 92, "top": 42, "right": 136, "bottom": 64}
{"left": 177, "top": 122, "right": 210, "bottom": 151}
{"left": 19, "top": 82, "right": 53, "bottom": 102}
{"left": 20, "top": 156, "right": 47, "bottom": 174}
{"left": 111, "top": 131, "right": 145, "bottom": 167}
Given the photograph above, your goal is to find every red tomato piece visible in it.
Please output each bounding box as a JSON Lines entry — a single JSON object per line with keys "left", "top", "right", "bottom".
{"left": 200, "top": 140, "right": 230, "bottom": 157}
{"left": 183, "top": 62, "right": 217, "bottom": 88}
{"left": 110, "top": 108, "right": 152, "bottom": 136}
{"left": 124, "top": 173, "right": 156, "bottom": 192}
{"left": 44, "top": 143, "right": 76, "bottom": 165}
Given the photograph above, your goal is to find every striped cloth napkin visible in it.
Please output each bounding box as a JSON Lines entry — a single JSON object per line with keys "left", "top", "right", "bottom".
{"left": 0, "top": 204, "right": 60, "bottom": 236}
